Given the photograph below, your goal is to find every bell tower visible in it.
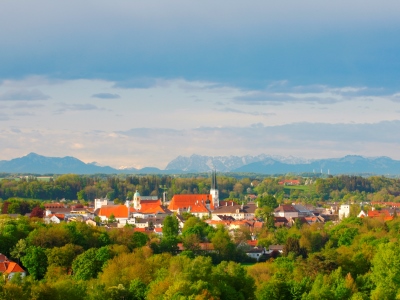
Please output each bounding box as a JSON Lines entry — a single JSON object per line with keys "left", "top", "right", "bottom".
{"left": 210, "top": 170, "right": 219, "bottom": 209}
{"left": 133, "top": 190, "right": 141, "bottom": 210}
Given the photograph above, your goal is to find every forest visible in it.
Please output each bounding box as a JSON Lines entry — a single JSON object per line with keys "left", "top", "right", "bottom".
{"left": 1, "top": 174, "right": 400, "bottom": 206}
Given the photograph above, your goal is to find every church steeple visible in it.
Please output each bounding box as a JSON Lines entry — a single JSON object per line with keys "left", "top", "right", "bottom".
{"left": 210, "top": 170, "right": 219, "bottom": 208}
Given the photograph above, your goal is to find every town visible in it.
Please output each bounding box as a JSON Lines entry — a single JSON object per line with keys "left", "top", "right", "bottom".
{"left": 1, "top": 173, "right": 400, "bottom": 299}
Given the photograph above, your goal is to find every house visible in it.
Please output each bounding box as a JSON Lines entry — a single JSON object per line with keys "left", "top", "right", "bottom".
{"left": 86, "top": 219, "right": 97, "bottom": 226}
{"left": 94, "top": 198, "right": 114, "bottom": 210}
{"left": 211, "top": 202, "right": 257, "bottom": 221}
{"left": 293, "top": 204, "right": 314, "bottom": 217}
{"left": 304, "top": 216, "right": 323, "bottom": 225}
{"left": 228, "top": 220, "right": 252, "bottom": 230}
{"left": 133, "top": 217, "right": 164, "bottom": 229}
{"left": 338, "top": 204, "right": 350, "bottom": 220}
{"left": 244, "top": 247, "right": 265, "bottom": 261}
{"left": 274, "top": 205, "right": 299, "bottom": 218}
{"left": 287, "top": 217, "right": 309, "bottom": 227}
{"left": 97, "top": 205, "right": 129, "bottom": 223}
{"left": 175, "top": 214, "right": 185, "bottom": 229}
{"left": 154, "top": 227, "right": 163, "bottom": 236}
{"left": 274, "top": 216, "right": 289, "bottom": 227}
{"left": 357, "top": 210, "right": 367, "bottom": 218}
{"left": 267, "top": 244, "right": 284, "bottom": 254}
{"left": 367, "top": 209, "right": 394, "bottom": 221}
{"left": 44, "top": 213, "right": 65, "bottom": 224}
{"left": 45, "top": 207, "right": 72, "bottom": 217}
{"left": 168, "top": 194, "right": 214, "bottom": 219}
{"left": 128, "top": 192, "right": 166, "bottom": 214}
{"left": 0, "top": 254, "right": 25, "bottom": 280}
{"left": 205, "top": 219, "right": 232, "bottom": 228}
{"left": 247, "top": 195, "right": 258, "bottom": 201}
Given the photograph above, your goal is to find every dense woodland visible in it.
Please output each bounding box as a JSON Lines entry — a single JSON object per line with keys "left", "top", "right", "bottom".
{"left": 2, "top": 174, "right": 400, "bottom": 299}
{"left": 1, "top": 174, "right": 400, "bottom": 206}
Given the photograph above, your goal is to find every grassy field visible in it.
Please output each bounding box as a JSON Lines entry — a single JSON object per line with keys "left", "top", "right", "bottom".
{"left": 283, "top": 185, "right": 310, "bottom": 192}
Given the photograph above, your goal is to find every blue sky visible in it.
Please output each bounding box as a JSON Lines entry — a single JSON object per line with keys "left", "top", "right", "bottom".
{"left": 1, "top": 1, "right": 400, "bottom": 168}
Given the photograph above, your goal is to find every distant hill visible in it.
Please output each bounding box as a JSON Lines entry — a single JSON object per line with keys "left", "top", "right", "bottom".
{"left": 167, "top": 154, "right": 400, "bottom": 175}
{"left": 1, "top": 153, "right": 400, "bottom": 175}
{"left": 231, "top": 155, "right": 400, "bottom": 175}
{"left": 165, "top": 154, "right": 311, "bottom": 172}
{"left": 0, "top": 153, "right": 119, "bottom": 174}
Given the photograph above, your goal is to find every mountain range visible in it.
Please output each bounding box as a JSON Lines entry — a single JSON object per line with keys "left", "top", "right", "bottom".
{"left": 1, "top": 153, "right": 400, "bottom": 175}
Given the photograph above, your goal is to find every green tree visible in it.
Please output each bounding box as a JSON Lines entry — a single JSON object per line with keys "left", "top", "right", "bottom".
{"left": 129, "top": 279, "right": 148, "bottom": 300}
{"left": 46, "top": 243, "right": 84, "bottom": 272}
{"left": 21, "top": 246, "right": 48, "bottom": 280}
{"left": 72, "top": 247, "right": 110, "bottom": 280}
{"left": 108, "top": 213, "right": 116, "bottom": 223}
{"left": 160, "top": 215, "right": 179, "bottom": 254}
{"left": 371, "top": 242, "right": 400, "bottom": 299}
{"left": 258, "top": 195, "right": 278, "bottom": 209}
{"left": 211, "top": 226, "right": 236, "bottom": 261}
{"left": 162, "top": 215, "right": 179, "bottom": 239}
{"left": 10, "top": 239, "right": 27, "bottom": 264}
{"left": 255, "top": 206, "right": 275, "bottom": 229}
{"left": 131, "top": 232, "right": 149, "bottom": 249}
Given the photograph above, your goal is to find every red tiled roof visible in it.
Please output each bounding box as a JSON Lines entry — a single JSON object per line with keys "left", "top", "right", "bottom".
{"left": 99, "top": 205, "right": 128, "bottom": 218}
{"left": 254, "top": 221, "right": 264, "bottom": 228}
{"left": 48, "top": 213, "right": 65, "bottom": 220}
{"left": 368, "top": 210, "right": 391, "bottom": 218}
{"left": 6, "top": 262, "right": 24, "bottom": 273}
{"left": 206, "top": 220, "right": 230, "bottom": 226}
{"left": 367, "top": 210, "right": 394, "bottom": 221}
{"left": 132, "top": 200, "right": 167, "bottom": 214}
{"left": 247, "top": 240, "right": 258, "bottom": 247}
{"left": 0, "top": 261, "right": 24, "bottom": 274}
{"left": 168, "top": 194, "right": 214, "bottom": 211}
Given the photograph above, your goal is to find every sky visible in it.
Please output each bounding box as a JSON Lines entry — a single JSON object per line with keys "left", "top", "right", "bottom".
{"left": 1, "top": 0, "right": 400, "bottom": 169}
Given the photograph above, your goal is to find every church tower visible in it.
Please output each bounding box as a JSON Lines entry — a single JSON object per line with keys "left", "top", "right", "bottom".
{"left": 210, "top": 170, "right": 219, "bottom": 208}
{"left": 133, "top": 190, "right": 141, "bottom": 210}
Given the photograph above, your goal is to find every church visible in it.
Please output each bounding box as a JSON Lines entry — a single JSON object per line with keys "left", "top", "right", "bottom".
{"left": 96, "top": 171, "right": 220, "bottom": 222}
{"left": 167, "top": 170, "right": 219, "bottom": 218}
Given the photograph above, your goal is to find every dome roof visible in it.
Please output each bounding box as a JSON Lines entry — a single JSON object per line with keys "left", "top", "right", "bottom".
{"left": 134, "top": 190, "right": 140, "bottom": 197}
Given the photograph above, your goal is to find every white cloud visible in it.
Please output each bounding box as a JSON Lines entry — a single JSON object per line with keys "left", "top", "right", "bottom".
{"left": 54, "top": 103, "right": 105, "bottom": 114}
{"left": 0, "top": 77, "right": 400, "bottom": 168}
{"left": 92, "top": 93, "right": 121, "bottom": 99}
{"left": 0, "top": 89, "right": 50, "bottom": 101}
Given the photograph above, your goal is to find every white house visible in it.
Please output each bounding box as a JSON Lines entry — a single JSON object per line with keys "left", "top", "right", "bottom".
{"left": 338, "top": 204, "right": 350, "bottom": 220}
